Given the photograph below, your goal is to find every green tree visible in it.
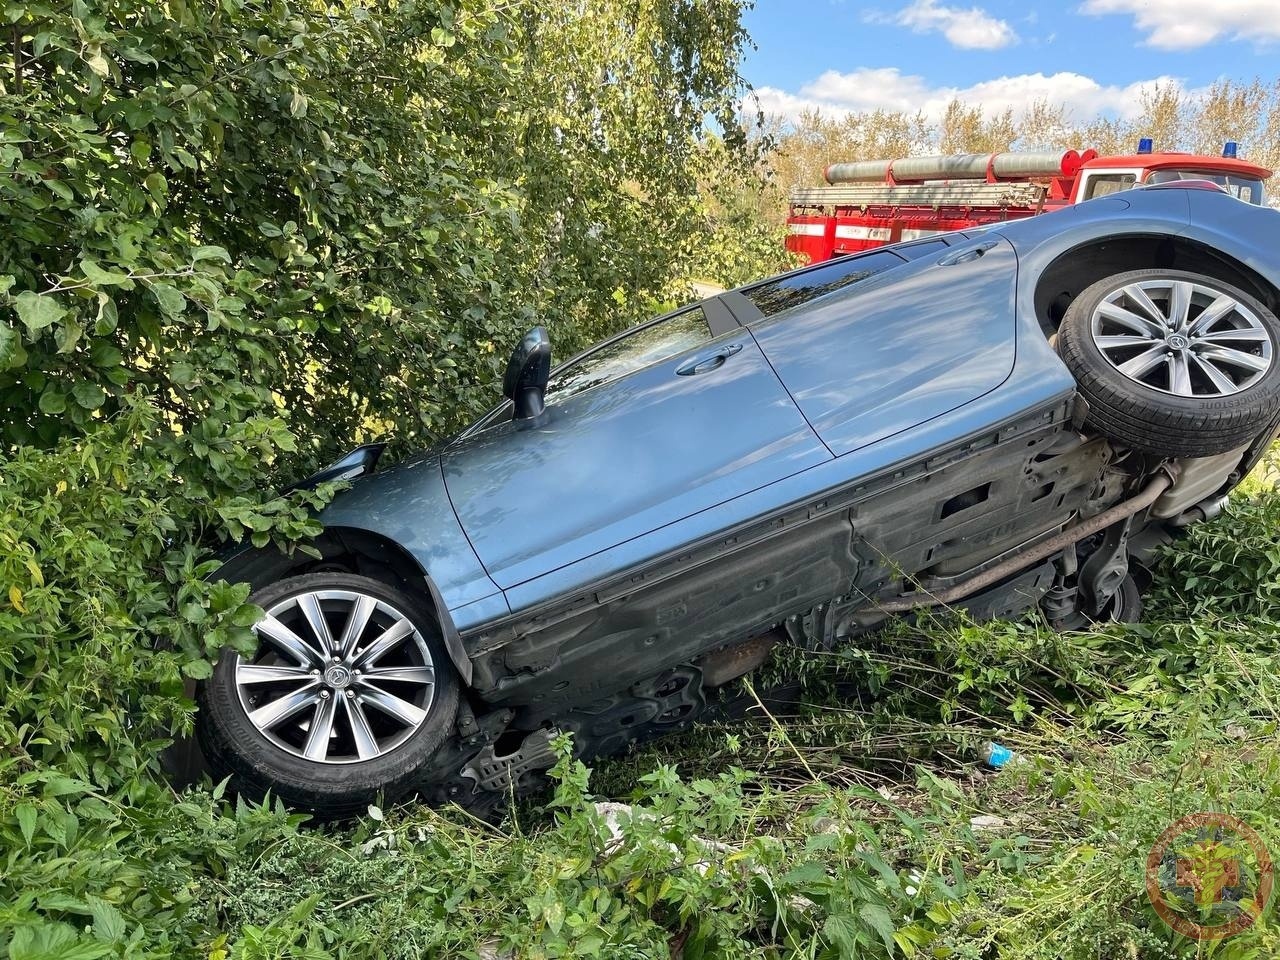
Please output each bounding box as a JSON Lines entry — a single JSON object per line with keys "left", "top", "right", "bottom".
{"left": 1, "top": 0, "right": 761, "bottom": 456}
{"left": 0, "top": 1, "right": 779, "bottom": 950}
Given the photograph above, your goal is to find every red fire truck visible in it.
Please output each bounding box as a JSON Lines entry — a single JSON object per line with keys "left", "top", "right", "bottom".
{"left": 786, "top": 140, "right": 1272, "bottom": 264}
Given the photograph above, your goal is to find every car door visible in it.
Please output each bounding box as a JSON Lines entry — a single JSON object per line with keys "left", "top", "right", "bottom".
{"left": 744, "top": 237, "right": 1019, "bottom": 456}
{"left": 443, "top": 300, "right": 832, "bottom": 589}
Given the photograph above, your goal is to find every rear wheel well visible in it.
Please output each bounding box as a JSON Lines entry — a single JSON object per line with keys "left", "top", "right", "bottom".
{"left": 1034, "top": 234, "right": 1280, "bottom": 333}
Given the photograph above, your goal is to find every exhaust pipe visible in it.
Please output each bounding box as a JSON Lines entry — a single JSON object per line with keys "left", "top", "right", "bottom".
{"left": 1169, "top": 493, "right": 1230, "bottom": 528}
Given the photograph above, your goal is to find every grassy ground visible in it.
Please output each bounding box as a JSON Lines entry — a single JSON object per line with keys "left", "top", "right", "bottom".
{"left": 6, "top": 459, "right": 1279, "bottom": 959}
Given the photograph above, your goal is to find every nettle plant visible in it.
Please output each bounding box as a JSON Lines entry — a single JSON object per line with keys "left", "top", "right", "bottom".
{"left": 209, "top": 737, "right": 966, "bottom": 959}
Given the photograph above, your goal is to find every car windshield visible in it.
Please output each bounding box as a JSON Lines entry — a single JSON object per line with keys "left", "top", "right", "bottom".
{"left": 1145, "top": 169, "right": 1265, "bottom": 204}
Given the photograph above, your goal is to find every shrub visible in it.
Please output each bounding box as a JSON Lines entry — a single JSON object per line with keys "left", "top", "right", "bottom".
{"left": 0, "top": 0, "right": 777, "bottom": 456}
{"left": 0, "top": 0, "right": 775, "bottom": 785}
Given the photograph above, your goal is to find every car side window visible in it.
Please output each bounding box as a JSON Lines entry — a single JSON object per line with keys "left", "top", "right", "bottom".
{"left": 545, "top": 306, "right": 713, "bottom": 404}
{"left": 893, "top": 238, "right": 949, "bottom": 261}
{"left": 1083, "top": 173, "right": 1137, "bottom": 199}
{"left": 741, "top": 251, "right": 904, "bottom": 319}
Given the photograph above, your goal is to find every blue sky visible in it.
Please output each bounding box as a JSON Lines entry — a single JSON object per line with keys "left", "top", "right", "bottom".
{"left": 741, "top": 0, "right": 1278, "bottom": 126}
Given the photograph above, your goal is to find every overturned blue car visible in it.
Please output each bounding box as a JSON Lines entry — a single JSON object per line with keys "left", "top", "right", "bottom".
{"left": 195, "top": 184, "right": 1280, "bottom": 816}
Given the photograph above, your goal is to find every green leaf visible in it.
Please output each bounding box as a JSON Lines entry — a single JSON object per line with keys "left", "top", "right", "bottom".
{"left": 823, "top": 914, "right": 859, "bottom": 953}
{"left": 89, "top": 341, "right": 122, "bottom": 369}
{"left": 230, "top": 603, "right": 262, "bottom": 627}
{"left": 289, "top": 90, "right": 309, "bottom": 118}
{"left": 181, "top": 658, "right": 213, "bottom": 680}
{"left": 170, "top": 360, "right": 195, "bottom": 386}
{"left": 94, "top": 294, "right": 118, "bottom": 335}
{"left": 88, "top": 898, "right": 125, "bottom": 943}
{"left": 859, "top": 902, "right": 897, "bottom": 955}
{"left": 192, "top": 245, "right": 231, "bottom": 263}
{"left": 13, "top": 291, "right": 65, "bottom": 333}
{"left": 0, "top": 319, "right": 16, "bottom": 365}
{"left": 151, "top": 283, "right": 186, "bottom": 318}
{"left": 16, "top": 803, "right": 36, "bottom": 845}
{"left": 544, "top": 898, "right": 565, "bottom": 935}
{"left": 782, "top": 860, "right": 828, "bottom": 889}
{"left": 39, "top": 388, "right": 67, "bottom": 415}
{"left": 40, "top": 774, "right": 95, "bottom": 798}
{"left": 80, "top": 260, "right": 130, "bottom": 286}
{"left": 56, "top": 319, "right": 83, "bottom": 354}
{"left": 46, "top": 179, "right": 74, "bottom": 202}
{"left": 180, "top": 600, "right": 207, "bottom": 623}
{"left": 85, "top": 47, "right": 111, "bottom": 77}
{"left": 9, "top": 921, "right": 112, "bottom": 960}
{"left": 71, "top": 381, "right": 106, "bottom": 410}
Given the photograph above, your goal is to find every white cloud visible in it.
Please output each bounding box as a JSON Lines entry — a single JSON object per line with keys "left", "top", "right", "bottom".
{"left": 752, "top": 68, "right": 1192, "bottom": 125}
{"left": 886, "top": 0, "right": 1019, "bottom": 49}
{"left": 1080, "top": 0, "right": 1280, "bottom": 49}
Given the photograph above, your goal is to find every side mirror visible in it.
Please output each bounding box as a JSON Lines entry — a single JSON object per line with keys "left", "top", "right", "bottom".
{"left": 503, "top": 326, "right": 552, "bottom": 421}
{"left": 283, "top": 443, "right": 386, "bottom": 493}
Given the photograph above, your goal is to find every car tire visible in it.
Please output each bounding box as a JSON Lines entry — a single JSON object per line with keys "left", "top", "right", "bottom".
{"left": 1057, "top": 269, "right": 1280, "bottom": 458}
{"left": 1046, "top": 573, "right": 1143, "bottom": 630}
{"left": 197, "top": 573, "right": 459, "bottom": 819}
{"left": 1108, "top": 574, "right": 1143, "bottom": 624}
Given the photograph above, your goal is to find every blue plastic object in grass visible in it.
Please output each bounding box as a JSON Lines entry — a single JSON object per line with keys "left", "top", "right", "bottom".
{"left": 983, "top": 742, "right": 1017, "bottom": 768}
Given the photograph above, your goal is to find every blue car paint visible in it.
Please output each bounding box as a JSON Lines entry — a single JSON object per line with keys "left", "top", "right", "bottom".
{"left": 488, "top": 243, "right": 1076, "bottom": 644}
{"left": 444, "top": 590, "right": 515, "bottom": 635}
{"left": 749, "top": 236, "right": 1019, "bottom": 456}
{"left": 442, "top": 326, "right": 831, "bottom": 589}
{"left": 319, "top": 450, "right": 506, "bottom": 615}
{"left": 1180, "top": 189, "right": 1280, "bottom": 289}
{"left": 309, "top": 186, "right": 1279, "bottom": 690}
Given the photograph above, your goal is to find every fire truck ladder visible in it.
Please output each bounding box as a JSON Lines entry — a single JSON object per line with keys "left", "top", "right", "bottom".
{"left": 789, "top": 181, "right": 1049, "bottom": 211}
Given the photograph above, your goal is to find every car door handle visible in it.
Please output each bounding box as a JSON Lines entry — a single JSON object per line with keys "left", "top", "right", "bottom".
{"left": 938, "top": 240, "right": 999, "bottom": 266}
{"left": 676, "top": 342, "right": 743, "bottom": 376}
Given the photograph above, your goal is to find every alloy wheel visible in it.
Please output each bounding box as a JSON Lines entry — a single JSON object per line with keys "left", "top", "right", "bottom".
{"left": 1089, "top": 278, "right": 1273, "bottom": 397}
{"left": 235, "top": 589, "right": 436, "bottom": 764}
